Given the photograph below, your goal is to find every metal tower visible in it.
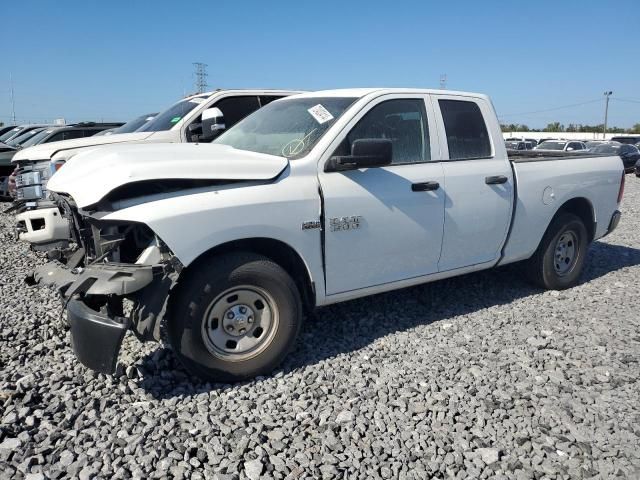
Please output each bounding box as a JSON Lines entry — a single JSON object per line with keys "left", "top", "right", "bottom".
{"left": 193, "top": 62, "right": 209, "bottom": 94}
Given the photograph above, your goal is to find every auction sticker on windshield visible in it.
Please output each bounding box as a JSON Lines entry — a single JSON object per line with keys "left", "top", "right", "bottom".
{"left": 308, "top": 104, "right": 334, "bottom": 124}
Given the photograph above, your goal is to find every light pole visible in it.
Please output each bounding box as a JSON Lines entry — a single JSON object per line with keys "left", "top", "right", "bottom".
{"left": 603, "top": 91, "right": 612, "bottom": 139}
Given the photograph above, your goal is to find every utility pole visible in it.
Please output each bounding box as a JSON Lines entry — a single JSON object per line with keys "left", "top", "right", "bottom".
{"left": 603, "top": 91, "right": 612, "bottom": 139}
{"left": 10, "top": 73, "right": 16, "bottom": 124}
{"left": 193, "top": 62, "right": 208, "bottom": 94}
{"left": 439, "top": 74, "right": 447, "bottom": 90}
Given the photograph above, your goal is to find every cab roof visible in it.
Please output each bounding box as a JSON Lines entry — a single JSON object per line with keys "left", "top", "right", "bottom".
{"left": 290, "top": 88, "right": 489, "bottom": 100}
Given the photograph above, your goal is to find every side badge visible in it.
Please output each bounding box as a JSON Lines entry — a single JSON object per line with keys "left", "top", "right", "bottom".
{"left": 329, "top": 216, "right": 363, "bottom": 232}
{"left": 302, "top": 221, "right": 322, "bottom": 230}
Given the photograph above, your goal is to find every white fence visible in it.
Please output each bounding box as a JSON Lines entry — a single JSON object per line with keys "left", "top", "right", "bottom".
{"left": 503, "top": 131, "right": 624, "bottom": 141}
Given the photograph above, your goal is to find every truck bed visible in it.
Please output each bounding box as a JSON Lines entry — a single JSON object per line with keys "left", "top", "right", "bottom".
{"left": 501, "top": 151, "right": 622, "bottom": 266}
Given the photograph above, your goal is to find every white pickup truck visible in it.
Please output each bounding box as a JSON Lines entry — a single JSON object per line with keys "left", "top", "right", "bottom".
{"left": 33, "top": 88, "right": 624, "bottom": 382}
{"left": 12, "top": 89, "right": 298, "bottom": 248}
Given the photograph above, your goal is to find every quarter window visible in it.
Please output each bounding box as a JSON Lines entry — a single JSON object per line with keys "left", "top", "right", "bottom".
{"left": 336, "top": 99, "right": 430, "bottom": 165}
{"left": 439, "top": 100, "right": 491, "bottom": 160}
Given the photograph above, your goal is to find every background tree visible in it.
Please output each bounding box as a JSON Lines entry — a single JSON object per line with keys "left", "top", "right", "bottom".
{"left": 543, "top": 122, "right": 565, "bottom": 132}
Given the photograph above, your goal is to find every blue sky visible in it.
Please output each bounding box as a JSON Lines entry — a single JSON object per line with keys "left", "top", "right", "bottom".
{"left": 1, "top": 0, "right": 638, "bottom": 129}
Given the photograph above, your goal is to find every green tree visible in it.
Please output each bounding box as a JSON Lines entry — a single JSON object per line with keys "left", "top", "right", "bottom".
{"left": 543, "top": 122, "right": 565, "bottom": 132}
{"left": 628, "top": 123, "right": 640, "bottom": 134}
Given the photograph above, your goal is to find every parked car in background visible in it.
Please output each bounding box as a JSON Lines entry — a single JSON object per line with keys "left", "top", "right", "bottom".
{"left": 0, "top": 125, "right": 17, "bottom": 137}
{"left": 505, "top": 140, "right": 533, "bottom": 150}
{"left": 635, "top": 159, "right": 640, "bottom": 177}
{"left": 17, "top": 122, "right": 124, "bottom": 150}
{"left": 32, "top": 88, "right": 624, "bottom": 381}
{"left": 1, "top": 123, "right": 122, "bottom": 176}
{"left": 585, "top": 140, "right": 620, "bottom": 151}
{"left": 535, "top": 140, "right": 587, "bottom": 152}
{"left": 610, "top": 135, "right": 640, "bottom": 145}
{"left": 12, "top": 89, "right": 299, "bottom": 249}
{"left": 505, "top": 137, "right": 538, "bottom": 147}
{"left": 95, "top": 113, "right": 157, "bottom": 136}
{"left": 591, "top": 143, "right": 640, "bottom": 172}
{"left": 0, "top": 124, "right": 54, "bottom": 146}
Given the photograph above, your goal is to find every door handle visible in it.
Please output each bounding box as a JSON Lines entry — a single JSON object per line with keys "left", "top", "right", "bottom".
{"left": 485, "top": 175, "right": 508, "bottom": 185}
{"left": 411, "top": 181, "right": 440, "bottom": 192}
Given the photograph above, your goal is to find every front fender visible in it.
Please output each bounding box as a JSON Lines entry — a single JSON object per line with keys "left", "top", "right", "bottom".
{"left": 101, "top": 174, "right": 324, "bottom": 296}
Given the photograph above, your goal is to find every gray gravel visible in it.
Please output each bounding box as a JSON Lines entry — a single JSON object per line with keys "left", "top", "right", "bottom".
{"left": 1, "top": 179, "right": 640, "bottom": 479}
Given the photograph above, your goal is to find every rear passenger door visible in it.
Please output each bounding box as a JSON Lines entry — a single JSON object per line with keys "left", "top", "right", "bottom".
{"left": 433, "top": 96, "right": 514, "bottom": 272}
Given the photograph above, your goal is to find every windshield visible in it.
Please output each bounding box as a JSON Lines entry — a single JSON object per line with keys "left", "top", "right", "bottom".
{"left": 7, "top": 128, "right": 45, "bottom": 147}
{"left": 138, "top": 96, "right": 207, "bottom": 132}
{"left": 213, "top": 97, "right": 357, "bottom": 158}
{"left": 0, "top": 127, "right": 24, "bottom": 143}
{"left": 19, "top": 128, "right": 55, "bottom": 148}
{"left": 112, "top": 113, "right": 158, "bottom": 134}
{"left": 536, "top": 141, "right": 566, "bottom": 150}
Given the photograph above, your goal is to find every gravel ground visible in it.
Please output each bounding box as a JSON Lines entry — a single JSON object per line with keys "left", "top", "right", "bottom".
{"left": 1, "top": 179, "right": 639, "bottom": 480}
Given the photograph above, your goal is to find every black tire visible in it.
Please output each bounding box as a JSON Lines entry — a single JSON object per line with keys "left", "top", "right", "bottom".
{"left": 167, "top": 252, "right": 303, "bottom": 382}
{"left": 525, "top": 212, "right": 589, "bottom": 290}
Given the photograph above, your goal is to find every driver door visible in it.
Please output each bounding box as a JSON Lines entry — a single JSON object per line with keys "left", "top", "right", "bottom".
{"left": 318, "top": 95, "right": 445, "bottom": 295}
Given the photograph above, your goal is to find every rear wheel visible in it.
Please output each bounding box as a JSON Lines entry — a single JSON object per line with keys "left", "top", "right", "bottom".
{"left": 167, "top": 252, "right": 303, "bottom": 382}
{"left": 525, "top": 212, "right": 589, "bottom": 290}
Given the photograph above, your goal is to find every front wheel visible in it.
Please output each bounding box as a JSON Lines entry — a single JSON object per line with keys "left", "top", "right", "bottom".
{"left": 167, "top": 252, "right": 303, "bottom": 382}
{"left": 525, "top": 212, "right": 589, "bottom": 290}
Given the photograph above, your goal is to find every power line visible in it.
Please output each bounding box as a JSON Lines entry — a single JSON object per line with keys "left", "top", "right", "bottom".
{"left": 612, "top": 98, "right": 640, "bottom": 104}
{"left": 498, "top": 98, "right": 603, "bottom": 118}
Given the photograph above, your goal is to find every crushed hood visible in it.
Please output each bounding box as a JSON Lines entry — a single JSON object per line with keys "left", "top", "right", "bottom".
{"left": 11, "top": 131, "right": 154, "bottom": 162}
{"left": 47, "top": 143, "right": 289, "bottom": 208}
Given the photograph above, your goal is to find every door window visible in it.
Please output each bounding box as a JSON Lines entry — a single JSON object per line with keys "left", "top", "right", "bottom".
{"left": 48, "top": 130, "right": 85, "bottom": 142}
{"left": 214, "top": 96, "right": 261, "bottom": 129}
{"left": 439, "top": 100, "right": 491, "bottom": 160}
{"left": 335, "top": 98, "right": 430, "bottom": 164}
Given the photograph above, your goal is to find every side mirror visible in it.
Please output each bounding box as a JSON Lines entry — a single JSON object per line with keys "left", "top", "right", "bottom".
{"left": 325, "top": 139, "right": 392, "bottom": 172}
{"left": 200, "top": 107, "right": 225, "bottom": 141}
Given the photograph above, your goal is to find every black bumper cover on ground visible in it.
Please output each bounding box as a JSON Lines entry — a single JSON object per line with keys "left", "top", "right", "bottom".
{"left": 607, "top": 210, "right": 621, "bottom": 236}
{"left": 68, "top": 298, "right": 130, "bottom": 374}
{"left": 32, "top": 261, "right": 159, "bottom": 374}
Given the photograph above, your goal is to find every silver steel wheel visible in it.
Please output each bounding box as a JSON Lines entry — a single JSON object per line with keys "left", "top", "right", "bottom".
{"left": 201, "top": 286, "right": 279, "bottom": 361}
{"left": 554, "top": 230, "right": 578, "bottom": 276}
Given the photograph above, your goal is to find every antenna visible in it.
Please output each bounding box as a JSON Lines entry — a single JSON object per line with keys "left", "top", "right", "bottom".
{"left": 439, "top": 74, "right": 447, "bottom": 90}
{"left": 10, "top": 73, "right": 16, "bottom": 124}
{"left": 193, "top": 62, "right": 209, "bottom": 94}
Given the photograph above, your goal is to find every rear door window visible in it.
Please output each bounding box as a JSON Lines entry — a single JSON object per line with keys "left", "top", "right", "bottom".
{"left": 438, "top": 100, "right": 492, "bottom": 160}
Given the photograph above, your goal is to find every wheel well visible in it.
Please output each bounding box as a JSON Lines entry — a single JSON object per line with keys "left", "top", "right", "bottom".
{"left": 186, "top": 238, "right": 316, "bottom": 311}
{"left": 556, "top": 197, "right": 595, "bottom": 242}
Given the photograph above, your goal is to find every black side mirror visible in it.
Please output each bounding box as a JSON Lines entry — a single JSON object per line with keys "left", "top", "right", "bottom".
{"left": 325, "top": 138, "right": 392, "bottom": 172}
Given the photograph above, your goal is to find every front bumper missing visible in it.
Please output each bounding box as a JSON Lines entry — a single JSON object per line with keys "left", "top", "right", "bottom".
{"left": 32, "top": 262, "right": 159, "bottom": 374}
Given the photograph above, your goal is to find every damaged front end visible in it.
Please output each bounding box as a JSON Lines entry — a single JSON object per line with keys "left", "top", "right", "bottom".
{"left": 30, "top": 194, "right": 182, "bottom": 374}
